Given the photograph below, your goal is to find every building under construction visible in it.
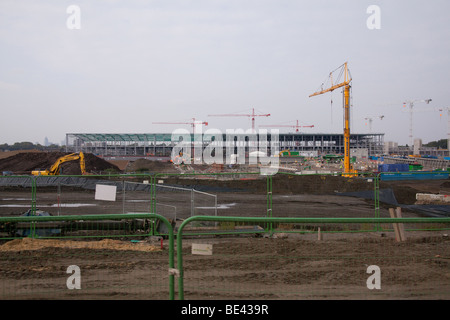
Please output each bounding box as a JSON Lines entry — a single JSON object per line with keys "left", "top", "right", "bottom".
{"left": 65, "top": 132, "right": 384, "bottom": 159}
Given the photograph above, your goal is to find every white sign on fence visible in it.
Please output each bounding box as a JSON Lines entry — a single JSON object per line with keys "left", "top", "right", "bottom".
{"left": 95, "top": 184, "right": 117, "bottom": 201}
{"left": 192, "top": 243, "right": 213, "bottom": 255}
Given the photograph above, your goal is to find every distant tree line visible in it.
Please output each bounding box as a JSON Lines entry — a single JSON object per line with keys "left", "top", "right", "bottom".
{"left": 423, "top": 139, "right": 448, "bottom": 149}
{"left": 0, "top": 142, "right": 65, "bottom": 152}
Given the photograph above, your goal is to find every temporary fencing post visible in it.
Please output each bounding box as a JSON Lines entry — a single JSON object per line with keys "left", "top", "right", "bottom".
{"left": 57, "top": 183, "right": 61, "bottom": 216}
{"left": 266, "top": 175, "right": 273, "bottom": 234}
{"left": 191, "top": 189, "right": 194, "bottom": 216}
{"left": 151, "top": 174, "right": 156, "bottom": 213}
{"left": 150, "top": 174, "right": 157, "bottom": 236}
{"left": 375, "top": 173, "right": 381, "bottom": 231}
{"left": 30, "top": 175, "right": 37, "bottom": 237}
{"left": 389, "top": 208, "right": 402, "bottom": 241}
{"left": 122, "top": 180, "right": 125, "bottom": 214}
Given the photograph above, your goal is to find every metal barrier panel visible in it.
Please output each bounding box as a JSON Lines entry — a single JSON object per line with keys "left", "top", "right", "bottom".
{"left": 151, "top": 172, "right": 385, "bottom": 235}
{"left": 0, "top": 176, "right": 34, "bottom": 219}
{"left": 154, "top": 173, "right": 268, "bottom": 218}
{"left": 192, "top": 189, "right": 217, "bottom": 217}
{"left": 0, "top": 213, "right": 175, "bottom": 300}
{"left": 176, "top": 216, "right": 450, "bottom": 300}
{"left": 153, "top": 183, "right": 219, "bottom": 232}
{"left": 153, "top": 173, "right": 270, "bottom": 235}
{"left": 272, "top": 172, "right": 379, "bottom": 218}
{"left": 1, "top": 175, "right": 156, "bottom": 218}
{"left": 34, "top": 177, "right": 123, "bottom": 217}
{"left": 1, "top": 175, "right": 159, "bottom": 237}
{"left": 154, "top": 183, "right": 197, "bottom": 219}
{"left": 122, "top": 181, "right": 153, "bottom": 214}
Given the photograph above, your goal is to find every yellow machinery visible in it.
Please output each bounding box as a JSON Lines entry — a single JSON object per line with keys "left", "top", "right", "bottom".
{"left": 277, "top": 149, "right": 291, "bottom": 157}
{"left": 309, "top": 62, "right": 357, "bottom": 176}
{"left": 171, "top": 151, "right": 190, "bottom": 165}
{"left": 31, "top": 152, "right": 86, "bottom": 175}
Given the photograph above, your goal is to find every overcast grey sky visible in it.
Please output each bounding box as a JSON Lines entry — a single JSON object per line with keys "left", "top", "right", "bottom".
{"left": 0, "top": 0, "right": 449, "bottom": 146}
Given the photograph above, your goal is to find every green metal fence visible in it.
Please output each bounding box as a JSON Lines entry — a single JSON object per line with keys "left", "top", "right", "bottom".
{"left": 1, "top": 171, "right": 450, "bottom": 299}
{"left": 175, "top": 216, "right": 450, "bottom": 300}
{"left": 0, "top": 213, "right": 175, "bottom": 300}
{"left": 2, "top": 172, "right": 449, "bottom": 236}
{"left": 1, "top": 213, "right": 449, "bottom": 299}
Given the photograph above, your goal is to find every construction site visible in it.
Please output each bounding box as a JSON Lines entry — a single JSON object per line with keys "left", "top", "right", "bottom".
{"left": 0, "top": 62, "right": 449, "bottom": 301}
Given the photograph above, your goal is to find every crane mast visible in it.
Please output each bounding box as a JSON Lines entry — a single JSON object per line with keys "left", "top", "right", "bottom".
{"left": 437, "top": 107, "right": 450, "bottom": 151}
{"left": 309, "top": 62, "right": 355, "bottom": 176}
{"left": 402, "top": 99, "right": 432, "bottom": 149}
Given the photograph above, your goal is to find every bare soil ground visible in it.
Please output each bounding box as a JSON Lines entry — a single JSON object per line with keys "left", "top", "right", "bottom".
{"left": 0, "top": 231, "right": 448, "bottom": 300}
{"left": 180, "top": 232, "right": 450, "bottom": 300}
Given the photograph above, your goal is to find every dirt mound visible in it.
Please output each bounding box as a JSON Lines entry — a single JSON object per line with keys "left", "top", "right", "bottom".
{"left": 0, "top": 238, "right": 160, "bottom": 252}
{"left": 164, "top": 174, "right": 378, "bottom": 195}
{"left": 0, "top": 152, "right": 120, "bottom": 175}
{"left": 0, "top": 150, "right": 43, "bottom": 160}
{"left": 382, "top": 180, "right": 450, "bottom": 204}
{"left": 107, "top": 160, "right": 130, "bottom": 171}
{"left": 126, "top": 158, "right": 176, "bottom": 173}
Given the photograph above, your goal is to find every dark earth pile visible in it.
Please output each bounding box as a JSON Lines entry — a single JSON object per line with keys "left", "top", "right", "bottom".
{"left": 0, "top": 152, "right": 120, "bottom": 175}
{"left": 162, "top": 174, "right": 450, "bottom": 205}
{"left": 163, "top": 174, "right": 378, "bottom": 195}
{"left": 2, "top": 152, "right": 449, "bottom": 206}
{"left": 126, "top": 158, "right": 177, "bottom": 173}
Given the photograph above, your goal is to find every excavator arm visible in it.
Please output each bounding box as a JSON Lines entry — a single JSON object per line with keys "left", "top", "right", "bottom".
{"left": 32, "top": 152, "right": 86, "bottom": 176}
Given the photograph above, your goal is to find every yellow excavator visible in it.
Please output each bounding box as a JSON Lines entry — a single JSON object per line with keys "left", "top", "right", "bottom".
{"left": 31, "top": 152, "right": 86, "bottom": 176}
{"left": 276, "top": 149, "right": 291, "bottom": 157}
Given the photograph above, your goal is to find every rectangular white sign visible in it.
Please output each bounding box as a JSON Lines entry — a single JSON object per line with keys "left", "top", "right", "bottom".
{"left": 191, "top": 243, "right": 213, "bottom": 255}
{"left": 94, "top": 184, "right": 117, "bottom": 201}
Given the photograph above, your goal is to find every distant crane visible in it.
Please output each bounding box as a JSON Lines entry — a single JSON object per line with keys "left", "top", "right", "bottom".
{"left": 208, "top": 108, "right": 271, "bottom": 132}
{"left": 260, "top": 120, "right": 314, "bottom": 132}
{"left": 309, "top": 62, "right": 356, "bottom": 176}
{"left": 412, "top": 105, "right": 450, "bottom": 150}
{"left": 364, "top": 115, "right": 384, "bottom": 133}
{"left": 152, "top": 118, "right": 208, "bottom": 160}
{"left": 402, "top": 99, "right": 432, "bottom": 147}
{"left": 437, "top": 107, "right": 450, "bottom": 150}
{"left": 152, "top": 118, "right": 208, "bottom": 136}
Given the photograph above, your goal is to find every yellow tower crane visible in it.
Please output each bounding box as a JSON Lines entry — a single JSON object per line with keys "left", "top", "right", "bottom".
{"left": 309, "top": 62, "right": 356, "bottom": 176}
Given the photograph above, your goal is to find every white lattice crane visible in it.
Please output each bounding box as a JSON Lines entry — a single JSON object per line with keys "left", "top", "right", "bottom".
{"left": 152, "top": 118, "right": 208, "bottom": 136}
{"left": 437, "top": 107, "right": 450, "bottom": 150}
{"left": 402, "top": 99, "right": 432, "bottom": 146}
{"left": 364, "top": 115, "right": 384, "bottom": 133}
